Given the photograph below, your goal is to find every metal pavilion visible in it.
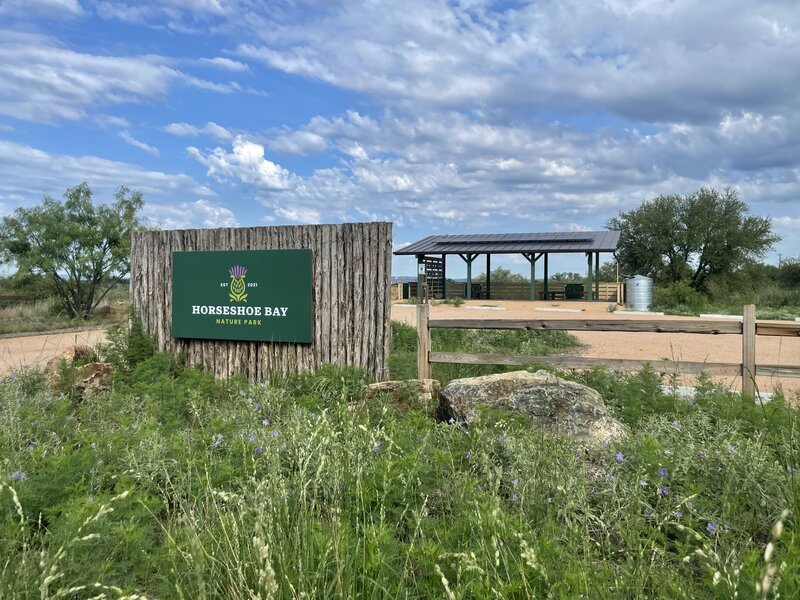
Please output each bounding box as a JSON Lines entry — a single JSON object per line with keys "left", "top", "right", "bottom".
{"left": 394, "top": 231, "right": 621, "bottom": 301}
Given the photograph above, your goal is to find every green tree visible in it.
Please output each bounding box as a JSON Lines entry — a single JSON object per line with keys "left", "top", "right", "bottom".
{"left": 473, "top": 266, "right": 529, "bottom": 284}
{"left": 0, "top": 182, "right": 143, "bottom": 319}
{"left": 607, "top": 188, "right": 779, "bottom": 291}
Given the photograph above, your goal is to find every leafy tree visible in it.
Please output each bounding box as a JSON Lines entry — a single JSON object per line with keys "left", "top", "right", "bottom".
{"left": 0, "top": 182, "right": 143, "bottom": 319}
{"left": 549, "top": 271, "right": 582, "bottom": 282}
{"left": 607, "top": 188, "right": 779, "bottom": 291}
{"left": 473, "top": 266, "right": 529, "bottom": 284}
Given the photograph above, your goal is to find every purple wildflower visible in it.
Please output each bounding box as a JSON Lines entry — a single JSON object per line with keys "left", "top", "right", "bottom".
{"left": 511, "top": 478, "right": 518, "bottom": 487}
{"left": 244, "top": 433, "right": 256, "bottom": 443}
{"left": 498, "top": 434, "right": 506, "bottom": 444}
{"left": 261, "top": 418, "right": 270, "bottom": 426}
{"left": 447, "top": 417, "right": 455, "bottom": 425}
{"left": 212, "top": 433, "right": 223, "bottom": 448}
{"left": 255, "top": 446, "right": 264, "bottom": 454}
{"left": 660, "top": 486, "right": 669, "bottom": 497}
{"left": 616, "top": 451, "right": 624, "bottom": 463}
{"left": 510, "top": 493, "right": 519, "bottom": 502}
{"left": 657, "top": 467, "right": 668, "bottom": 478}
{"left": 707, "top": 522, "right": 718, "bottom": 534}
{"left": 372, "top": 440, "right": 382, "bottom": 452}
{"left": 466, "top": 451, "right": 472, "bottom": 460}
{"left": 10, "top": 470, "right": 27, "bottom": 481}
{"left": 280, "top": 442, "right": 287, "bottom": 450}
{"left": 672, "top": 421, "right": 682, "bottom": 431}
{"left": 788, "top": 466, "right": 797, "bottom": 476}
{"left": 672, "top": 510, "right": 682, "bottom": 518}
{"left": 271, "top": 430, "right": 279, "bottom": 437}
{"left": 229, "top": 265, "right": 247, "bottom": 278}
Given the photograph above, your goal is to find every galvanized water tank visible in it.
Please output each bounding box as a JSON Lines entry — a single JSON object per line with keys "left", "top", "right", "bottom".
{"left": 626, "top": 275, "right": 653, "bottom": 311}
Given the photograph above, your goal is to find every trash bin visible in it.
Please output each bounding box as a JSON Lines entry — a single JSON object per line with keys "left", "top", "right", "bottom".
{"left": 564, "top": 283, "right": 584, "bottom": 300}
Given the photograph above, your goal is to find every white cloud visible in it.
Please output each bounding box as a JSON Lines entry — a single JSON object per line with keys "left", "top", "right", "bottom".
{"left": 274, "top": 206, "right": 321, "bottom": 224}
{"left": 0, "top": 139, "right": 213, "bottom": 208}
{"left": 0, "top": 0, "right": 82, "bottom": 17}
{"left": 187, "top": 137, "right": 292, "bottom": 190}
{"left": 94, "top": 114, "right": 131, "bottom": 128}
{"left": 0, "top": 31, "right": 242, "bottom": 123}
{"left": 119, "top": 130, "right": 160, "bottom": 156}
{"left": 164, "top": 121, "right": 233, "bottom": 141}
{"left": 144, "top": 199, "right": 238, "bottom": 229}
{"left": 268, "top": 130, "right": 327, "bottom": 155}
{"left": 199, "top": 57, "right": 249, "bottom": 71}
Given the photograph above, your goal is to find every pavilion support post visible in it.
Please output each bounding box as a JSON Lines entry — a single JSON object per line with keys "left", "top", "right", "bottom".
{"left": 486, "top": 254, "right": 491, "bottom": 300}
{"left": 441, "top": 253, "right": 447, "bottom": 299}
{"left": 543, "top": 254, "right": 549, "bottom": 294}
{"left": 595, "top": 252, "right": 600, "bottom": 300}
{"left": 586, "top": 252, "right": 593, "bottom": 300}
{"left": 459, "top": 253, "right": 478, "bottom": 299}
{"left": 416, "top": 255, "right": 425, "bottom": 299}
{"left": 523, "top": 252, "right": 542, "bottom": 300}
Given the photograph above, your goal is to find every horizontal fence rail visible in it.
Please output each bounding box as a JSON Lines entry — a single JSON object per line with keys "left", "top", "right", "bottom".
{"left": 416, "top": 303, "right": 800, "bottom": 396}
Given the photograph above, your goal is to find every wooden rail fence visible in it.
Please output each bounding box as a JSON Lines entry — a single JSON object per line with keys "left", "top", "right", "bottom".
{"left": 415, "top": 303, "right": 800, "bottom": 397}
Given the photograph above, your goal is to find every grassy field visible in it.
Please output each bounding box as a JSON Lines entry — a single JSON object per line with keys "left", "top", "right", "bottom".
{"left": 1, "top": 322, "right": 798, "bottom": 598}
{"left": 0, "top": 288, "right": 129, "bottom": 335}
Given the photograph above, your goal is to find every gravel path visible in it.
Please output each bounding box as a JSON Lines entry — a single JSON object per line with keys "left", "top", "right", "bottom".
{"left": 0, "top": 329, "right": 108, "bottom": 375}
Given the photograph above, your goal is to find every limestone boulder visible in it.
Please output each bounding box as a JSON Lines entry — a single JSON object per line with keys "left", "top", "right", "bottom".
{"left": 76, "top": 362, "right": 115, "bottom": 396}
{"left": 439, "top": 370, "right": 626, "bottom": 446}
{"left": 45, "top": 345, "right": 95, "bottom": 372}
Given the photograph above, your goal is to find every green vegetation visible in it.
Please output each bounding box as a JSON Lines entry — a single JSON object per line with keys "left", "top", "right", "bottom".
{"left": 2, "top": 323, "right": 797, "bottom": 598}
{"left": 0, "top": 286, "right": 128, "bottom": 335}
{"left": 388, "top": 320, "right": 579, "bottom": 385}
{"left": 0, "top": 182, "right": 142, "bottom": 319}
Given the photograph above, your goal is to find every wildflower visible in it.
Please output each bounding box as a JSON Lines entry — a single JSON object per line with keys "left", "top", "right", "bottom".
{"left": 372, "top": 440, "right": 382, "bottom": 452}
{"left": 271, "top": 430, "right": 279, "bottom": 437}
{"left": 788, "top": 466, "right": 797, "bottom": 476}
{"left": 657, "top": 467, "right": 668, "bottom": 478}
{"left": 723, "top": 524, "right": 730, "bottom": 533}
{"left": 643, "top": 507, "right": 652, "bottom": 517}
{"left": 244, "top": 433, "right": 256, "bottom": 443}
{"left": 254, "top": 402, "right": 261, "bottom": 410}
{"left": 26, "top": 443, "right": 34, "bottom": 452}
{"left": 672, "top": 510, "right": 682, "bottom": 519}
{"left": 697, "top": 451, "right": 707, "bottom": 459}
{"left": 498, "top": 434, "right": 506, "bottom": 444}
{"left": 546, "top": 496, "right": 552, "bottom": 504}
{"left": 280, "top": 442, "right": 287, "bottom": 450}
{"left": 10, "top": 470, "right": 26, "bottom": 481}
{"left": 11, "top": 371, "right": 17, "bottom": 380}
{"left": 447, "top": 417, "right": 455, "bottom": 425}
{"left": 255, "top": 446, "right": 264, "bottom": 454}
{"left": 616, "top": 451, "right": 624, "bottom": 463}
{"left": 727, "top": 445, "right": 736, "bottom": 455}
{"left": 707, "top": 522, "right": 718, "bottom": 534}
{"left": 261, "top": 418, "right": 270, "bottom": 426}
{"left": 466, "top": 451, "right": 472, "bottom": 460}
{"left": 510, "top": 493, "right": 519, "bottom": 502}
{"left": 511, "top": 478, "right": 518, "bottom": 487}
{"left": 88, "top": 496, "right": 94, "bottom": 504}
{"left": 660, "top": 486, "right": 669, "bottom": 497}
{"left": 672, "top": 421, "right": 682, "bottom": 431}
{"left": 640, "top": 480, "right": 648, "bottom": 487}
{"left": 212, "top": 433, "right": 224, "bottom": 448}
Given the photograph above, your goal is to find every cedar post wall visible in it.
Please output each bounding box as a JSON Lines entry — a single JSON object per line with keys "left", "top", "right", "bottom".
{"left": 130, "top": 222, "right": 393, "bottom": 382}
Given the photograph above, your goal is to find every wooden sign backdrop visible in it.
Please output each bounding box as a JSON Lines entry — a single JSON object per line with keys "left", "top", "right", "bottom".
{"left": 130, "top": 222, "right": 392, "bottom": 381}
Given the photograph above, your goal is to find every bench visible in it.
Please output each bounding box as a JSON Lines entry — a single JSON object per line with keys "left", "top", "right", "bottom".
{"left": 539, "top": 290, "right": 566, "bottom": 300}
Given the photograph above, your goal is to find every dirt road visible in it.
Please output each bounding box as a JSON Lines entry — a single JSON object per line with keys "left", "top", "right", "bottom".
{"left": 0, "top": 329, "right": 108, "bottom": 375}
{"left": 392, "top": 300, "right": 800, "bottom": 397}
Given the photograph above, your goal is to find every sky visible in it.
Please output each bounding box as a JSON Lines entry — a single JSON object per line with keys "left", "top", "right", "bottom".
{"left": 0, "top": 0, "right": 798, "bottom": 278}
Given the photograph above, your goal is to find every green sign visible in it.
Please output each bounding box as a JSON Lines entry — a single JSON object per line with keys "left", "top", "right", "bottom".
{"left": 172, "top": 249, "right": 313, "bottom": 343}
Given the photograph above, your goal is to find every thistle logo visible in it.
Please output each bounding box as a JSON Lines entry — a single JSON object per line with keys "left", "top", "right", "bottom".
{"left": 228, "top": 265, "right": 248, "bottom": 302}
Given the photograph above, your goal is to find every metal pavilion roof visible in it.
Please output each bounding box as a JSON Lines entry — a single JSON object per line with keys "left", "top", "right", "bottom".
{"left": 394, "top": 231, "right": 621, "bottom": 256}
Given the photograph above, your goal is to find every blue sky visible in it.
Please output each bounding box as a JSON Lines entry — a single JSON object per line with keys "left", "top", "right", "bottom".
{"left": 1, "top": 0, "right": 799, "bottom": 278}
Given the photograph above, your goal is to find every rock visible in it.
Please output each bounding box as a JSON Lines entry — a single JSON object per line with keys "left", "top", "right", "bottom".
{"left": 364, "top": 379, "right": 441, "bottom": 413}
{"left": 439, "top": 370, "right": 626, "bottom": 446}
{"left": 44, "top": 345, "right": 95, "bottom": 372}
{"left": 76, "top": 362, "right": 115, "bottom": 396}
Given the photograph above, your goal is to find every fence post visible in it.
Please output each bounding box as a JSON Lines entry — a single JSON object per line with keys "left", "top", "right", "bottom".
{"left": 742, "top": 304, "right": 756, "bottom": 399}
{"left": 417, "top": 302, "right": 431, "bottom": 379}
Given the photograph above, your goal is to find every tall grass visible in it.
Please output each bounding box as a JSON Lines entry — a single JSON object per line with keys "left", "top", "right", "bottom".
{"left": 0, "top": 324, "right": 797, "bottom": 598}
